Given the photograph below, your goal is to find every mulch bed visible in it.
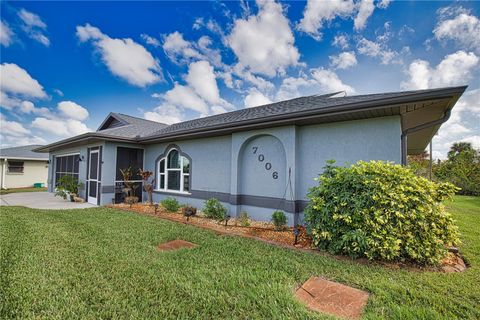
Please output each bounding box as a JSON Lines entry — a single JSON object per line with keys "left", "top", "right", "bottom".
{"left": 108, "top": 203, "right": 467, "bottom": 273}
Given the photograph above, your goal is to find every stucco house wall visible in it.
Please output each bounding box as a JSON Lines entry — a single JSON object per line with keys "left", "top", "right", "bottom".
{"left": 0, "top": 159, "right": 48, "bottom": 189}
{"left": 36, "top": 86, "right": 466, "bottom": 225}
{"left": 144, "top": 116, "right": 401, "bottom": 224}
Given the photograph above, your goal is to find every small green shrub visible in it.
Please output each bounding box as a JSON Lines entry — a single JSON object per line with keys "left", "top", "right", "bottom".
{"left": 55, "top": 175, "right": 83, "bottom": 200}
{"left": 272, "top": 210, "right": 287, "bottom": 230}
{"left": 161, "top": 197, "right": 180, "bottom": 212}
{"left": 305, "top": 160, "right": 461, "bottom": 265}
{"left": 238, "top": 211, "right": 251, "bottom": 227}
{"left": 203, "top": 198, "right": 227, "bottom": 220}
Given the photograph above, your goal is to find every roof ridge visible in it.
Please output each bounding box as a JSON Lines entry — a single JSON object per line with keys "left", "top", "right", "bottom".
{"left": 113, "top": 112, "right": 169, "bottom": 126}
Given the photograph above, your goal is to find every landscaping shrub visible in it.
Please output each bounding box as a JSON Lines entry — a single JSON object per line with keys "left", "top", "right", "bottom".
{"left": 272, "top": 210, "right": 287, "bottom": 230}
{"left": 203, "top": 198, "right": 227, "bottom": 220}
{"left": 161, "top": 197, "right": 180, "bottom": 212}
{"left": 305, "top": 160, "right": 461, "bottom": 265}
{"left": 238, "top": 211, "right": 251, "bottom": 227}
{"left": 54, "top": 175, "right": 83, "bottom": 200}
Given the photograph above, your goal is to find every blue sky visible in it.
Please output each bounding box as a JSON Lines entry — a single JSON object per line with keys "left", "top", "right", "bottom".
{"left": 1, "top": 0, "right": 479, "bottom": 159}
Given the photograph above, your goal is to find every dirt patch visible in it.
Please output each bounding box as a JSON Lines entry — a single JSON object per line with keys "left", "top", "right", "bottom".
{"left": 157, "top": 239, "right": 197, "bottom": 252}
{"left": 295, "top": 277, "right": 369, "bottom": 320}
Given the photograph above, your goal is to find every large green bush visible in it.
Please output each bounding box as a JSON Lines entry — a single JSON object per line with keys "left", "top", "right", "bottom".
{"left": 304, "top": 160, "right": 460, "bottom": 265}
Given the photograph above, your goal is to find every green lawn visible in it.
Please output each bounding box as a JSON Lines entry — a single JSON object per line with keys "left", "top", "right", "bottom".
{"left": 1, "top": 196, "right": 479, "bottom": 319}
{"left": 0, "top": 187, "right": 47, "bottom": 195}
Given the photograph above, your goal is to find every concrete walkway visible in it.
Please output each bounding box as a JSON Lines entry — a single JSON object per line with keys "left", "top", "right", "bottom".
{"left": 0, "top": 192, "right": 96, "bottom": 209}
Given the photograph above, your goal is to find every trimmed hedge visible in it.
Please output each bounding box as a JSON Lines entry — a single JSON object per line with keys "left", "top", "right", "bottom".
{"left": 304, "top": 160, "right": 460, "bottom": 265}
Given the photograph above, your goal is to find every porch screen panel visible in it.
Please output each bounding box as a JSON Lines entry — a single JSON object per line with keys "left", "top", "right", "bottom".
{"left": 115, "top": 147, "right": 144, "bottom": 181}
{"left": 115, "top": 147, "right": 144, "bottom": 203}
{"left": 55, "top": 154, "right": 80, "bottom": 185}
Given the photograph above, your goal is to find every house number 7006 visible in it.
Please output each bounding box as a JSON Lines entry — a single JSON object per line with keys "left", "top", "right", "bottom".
{"left": 252, "top": 146, "right": 278, "bottom": 179}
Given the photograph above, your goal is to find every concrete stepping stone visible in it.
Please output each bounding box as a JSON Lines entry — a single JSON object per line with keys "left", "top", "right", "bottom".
{"left": 295, "top": 276, "right": 369, "bottom": 319}
{"left": 156, "top": 239, "right": 197, "bottom": 251}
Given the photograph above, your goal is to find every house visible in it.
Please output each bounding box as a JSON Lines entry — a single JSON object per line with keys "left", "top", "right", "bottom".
{"left": 1, "top": 145, "right": 49, "bottom": 189}
{"left": 34, "top": 86, "right": 466, "bottom": 224}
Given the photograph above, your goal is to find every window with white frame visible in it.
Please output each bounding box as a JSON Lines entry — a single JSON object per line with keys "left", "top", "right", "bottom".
{"left": 157, "top": 149, "right": 190, "bottom": 193}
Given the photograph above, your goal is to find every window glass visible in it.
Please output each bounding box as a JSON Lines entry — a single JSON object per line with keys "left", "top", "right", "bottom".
{"left": 159, "top": 159, "right": 165, "bottom": 173}
{"left": 8, "top": 161, "right": 24, "bottom": 173}
{"left": 183, "top": 175, "right": 190, "bottom": 192}
{"left": 167, "top": 150, "right": 180, "bottom": 168}
{"left": 160, "top": 174, "right": 165, "bottom": 189}
{"left": 167, "top": 171, "right": 180, "bottom": 190}
{"left": 182, "top": 157, "right": 190, "bottom": 173}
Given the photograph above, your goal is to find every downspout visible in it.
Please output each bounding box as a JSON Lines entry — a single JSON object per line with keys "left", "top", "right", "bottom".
{"left": 1, "top": 158, "right": 6, "bottom": 189}
{"left": 401, "top": 108, "right": 452, "bottom": 165}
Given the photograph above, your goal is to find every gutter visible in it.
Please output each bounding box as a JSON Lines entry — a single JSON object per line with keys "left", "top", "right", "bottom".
{"left": 400, "top": 106, "right": 452, "bottom": 165}
{"left": 141, "top": 86, "right": 467, "bottom": 143}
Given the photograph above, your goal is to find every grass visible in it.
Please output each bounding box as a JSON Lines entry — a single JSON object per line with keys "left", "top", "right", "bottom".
{"left": 0, "top": 187, "right": 47, "bottom": 195}
{"left": 0, "top": 196, "right": 479, "bottom": 319}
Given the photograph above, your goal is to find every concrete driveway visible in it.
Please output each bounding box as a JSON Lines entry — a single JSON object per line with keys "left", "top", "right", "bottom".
{"left": 0, "top": 192, "right": 96, "bottom": 209}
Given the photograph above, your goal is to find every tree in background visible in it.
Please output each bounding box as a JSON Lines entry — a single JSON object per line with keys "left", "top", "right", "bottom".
{"left": 434, "top": 142, "right": 480, "bottom": 196}
{"left": 407, "top": 150, "right": 430, "bottom": 179}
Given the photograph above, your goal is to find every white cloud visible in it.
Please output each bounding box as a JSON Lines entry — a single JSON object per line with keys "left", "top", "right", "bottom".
{"left": 57, "top": 101, "right": 89, "bottom": 121}
{"left": 1, "top": 119, "right": 30, "bottom": 136}
{"left": 141, "top": 34, "right": 161, "bottom": 47}
{"left": 432, "top": 89, "right": 480, "bottom": 159}
{"left": 144, "top": 105, "right": 184, "bottom": 125}
{"left": 377, "top": 0, "right": 391, "bottom": 9}
{"left": 276, "top": 74, "right": 316, "bottom": 101}
{"left": 162, "top": 32, "right": 223, "bottom": 68}
{"left": 0, "top": 63, "right": 46, "bottom": 98}
{"left": 18, "top": 8, "right": 50, "bottom": 46}
{"left": 329, "top": 51, "right": 357, "bottom": 69}
{"left": 433, "top": 10, "right": 480, "bottom": 53}
{"left": 163, "top": 84, "right": 209, "bottom": 115}
{"left": 163, "top": 31, "right": 203, "bottom": 64}
{"left": 310, "top": 68, "right": 356, "bottom": 94}
{"left": 244, "top": 88, "right": 272, "bottom": 108}
{"left": 18, "top": 9, "right": 46, "bottom": 29}
{"left": 401, "top": 51, "right": 479, "bottom": 90}
{"left": 148, "top": 60, "right": 232, "bottom": 120}
{"left": 332, "top": 34, "right": 349, "bottom": 49}
{"left": 76, "top": 23, "right": 162, "bottom": 87}
{"left": 299, "top": 0, "right": 390, "bottom": 39}
{"left": 227, "top": 0, "right": 300, "bottom": 77}
{"left": 19, "top": 101, "right": 51, "bottom": 116}
{"left": 31, "top": 117, "right": 90, "bottom": 137}
{"left": 186, "top": 61, "right": 220, "bottom": 103}
{"left": 354, "top": 0, "right": 375, "bottom": 30}
{"left": 357, "top": 37, "right": 396, "bottom": 64}
{"left": 0, "top": 21, "right": 14, "bottom": 47}
{"left": 298, "top": 0, "right": 355, "bottom": 40}
{"left": 0, "top": 115, "right": 47, "bottom": 147}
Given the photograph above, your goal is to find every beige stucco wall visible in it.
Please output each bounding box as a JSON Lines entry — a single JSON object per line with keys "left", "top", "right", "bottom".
{"left": 0, "top": 159, "right": 48, "bottom": 189}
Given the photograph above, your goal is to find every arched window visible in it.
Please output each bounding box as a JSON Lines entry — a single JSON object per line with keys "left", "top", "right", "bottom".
{"left": 157, "top": 148, "right": 190, "bottom": 193}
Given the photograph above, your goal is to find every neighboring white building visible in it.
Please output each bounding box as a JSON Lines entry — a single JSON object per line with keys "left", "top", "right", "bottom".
{"left": 0, "top": 145, "right": 48, "bottom": 189}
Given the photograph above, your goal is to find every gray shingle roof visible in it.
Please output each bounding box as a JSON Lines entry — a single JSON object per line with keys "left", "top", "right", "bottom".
{"left": 143, "top": 87, "right": 465, "bottom": 139}
{"left": 97, "top": 113, "right": 169, "bottom": 138}
{"left": 0, "top": 145, "right": 48, "bottom": 160}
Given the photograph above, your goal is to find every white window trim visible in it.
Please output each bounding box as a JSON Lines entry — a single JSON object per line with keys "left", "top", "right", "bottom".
{"left": 155, "top": 149, "right": 191, "bottom": 194}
